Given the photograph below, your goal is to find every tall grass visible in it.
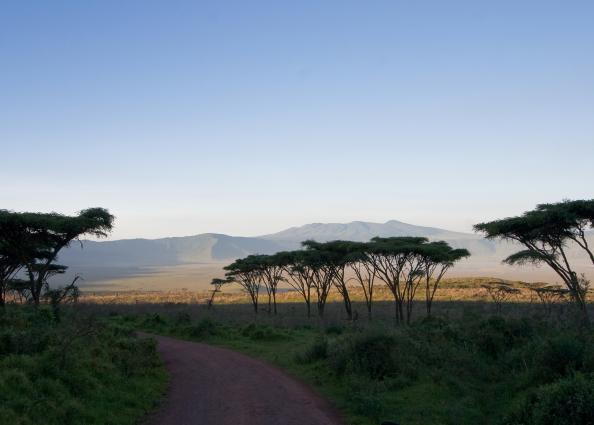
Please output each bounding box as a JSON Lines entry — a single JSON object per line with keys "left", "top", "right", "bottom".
{"left": 110, "top": 299, "right": 594, "bottom": 425}
{"left": 0, "top": 306, "right": 166, "bottom": 425}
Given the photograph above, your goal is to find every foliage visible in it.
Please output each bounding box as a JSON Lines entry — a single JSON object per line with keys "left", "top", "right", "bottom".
{"left": 475, "top": 199, "right": 594, "bottom": 322}
{"left": 503, "top": 373, "right": 594, "bottom": 425}
{"left": 0, "top": 306, "right": 165, "bottom": 425}
{"left": 222, "top": 237, "right": 469, "bottom": 324}
{"left": 0, "top": 208, "right": 114, "bottom": 306}
{"left": 128, "top": 306, "right": 594, "bottom": 425}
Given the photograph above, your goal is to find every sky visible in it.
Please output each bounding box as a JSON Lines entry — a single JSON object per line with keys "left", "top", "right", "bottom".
{"left": 1, "top": 1, "right": 593, "bottom": 240}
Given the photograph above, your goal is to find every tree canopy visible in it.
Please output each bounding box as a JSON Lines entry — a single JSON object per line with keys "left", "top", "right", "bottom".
{"left": 223, "top": 236, "right": 468, "bottom": 323}
{"left": 0, "top": 208, "right": 114, "bottom": 306}
{"left": 474, "top": 199, "right": 594, "bottom": 322}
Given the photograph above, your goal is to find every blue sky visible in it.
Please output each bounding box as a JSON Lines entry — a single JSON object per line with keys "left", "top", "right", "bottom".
{"left": 1, "top": 1, "right": 593, "bottom": 239}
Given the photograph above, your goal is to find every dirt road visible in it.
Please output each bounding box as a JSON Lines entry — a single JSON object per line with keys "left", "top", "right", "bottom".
{"left": 142, "top": 334, "right": 345, "bottom": 425}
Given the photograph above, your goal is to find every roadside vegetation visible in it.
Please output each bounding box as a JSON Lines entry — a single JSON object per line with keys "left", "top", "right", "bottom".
{"left": 0, "top": 306, "right": 166, "bottom": 425}
{"left": 110, "top": 306, "right": 593, "bottom": 425}
{"left": 111, "top": 199, "right": 593, "bottom": 425}
{"left": 0, "top": 208, "right": 166, "bottom": 425}
{"left": 1, "top": 200, "right": 593, "bottom": 424}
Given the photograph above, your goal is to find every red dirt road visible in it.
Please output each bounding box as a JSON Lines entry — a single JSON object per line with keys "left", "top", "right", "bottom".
{"left": 142, "top": 334, "right": 345, "bottom": 425}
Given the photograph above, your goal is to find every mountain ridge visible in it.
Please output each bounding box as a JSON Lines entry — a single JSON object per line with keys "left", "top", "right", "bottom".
{"left": 60, "top": 219, "right": 493, "bottom": 268}
{"left": 55, "top": 219, "right": 593, "bottom": 287}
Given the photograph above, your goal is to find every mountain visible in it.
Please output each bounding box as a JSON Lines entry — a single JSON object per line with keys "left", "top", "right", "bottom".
{"left": 59, "top": 233, "right": 288, "bottom": 267}
{"left": 55, "top": 220, "right": 593, "bottom": 288}
{"left": 60, "top": 220, "right": 495, "bottom": 268}
{"left": 261, "top": 220, "right": 498, "bottom": 256}
{"left": 262, "top": 220, "right": 475, "bottom": 242}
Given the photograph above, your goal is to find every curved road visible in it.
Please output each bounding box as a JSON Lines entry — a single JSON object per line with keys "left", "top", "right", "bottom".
{"left": 142, "top": 334, "right": 345, "bottom": 425}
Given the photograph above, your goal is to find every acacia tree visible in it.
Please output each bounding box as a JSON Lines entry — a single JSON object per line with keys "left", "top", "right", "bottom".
{"left": 257, "top": 254, "right": 285, "bottom": 315}
{"left": 346, "top": 242, "right": 377, "bottom": 319}
{"left": 0, "top": 208, "right": 114, "bottom": 306}
{"left": 0, "top": 211, "right": 45, "bottom": 307}
{"left": 0, "top": 214, "right": 24, "bottom": 307}
{"left": 224, "top": 256, "right": 263, "bottom": 314}
{"left": 419, "top": 242, "right": 470, "bottom": 316}
{"left": 481, "top": 281, "right": 521, "bottom": 314}
{"left": 304, "top": 241, "right": 355, "bottom": 320}
{"left": 401, "top": 244, "right": 428, "bottom": 324}
{"left": 474, "top": 199, "right": 594, "bottom": 323}
{"left": 368, "top": 237, "right": 426, "bottom": 324}
{"left": 301, "top": 242, "right": 335, "bottom": 318}
{"left": 275, "top": 251, "right": 315, "bottom": 317}
{"left": 208, "top": 277, "right": 232, "bottom": 309}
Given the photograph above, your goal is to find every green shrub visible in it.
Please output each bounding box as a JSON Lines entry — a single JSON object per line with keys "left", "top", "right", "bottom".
{"left": 241, "top": 323, "right": 287, "bottom": 341}
{"left": 0, "top": 307, "right": 165, "bottom": 425}
{"left": 174, "top": 312, "right": 192, "bottom": 325}
{"left": 503, "top": 373, "right": 594, "bottom": 425}
{"left": 329, "top": 331, "right": 396, "bottom": 379}
{"left": 346, "top": 379, "right": 386, "bottom": 421}
{"left": 536, "top": 334, "right": 586, "bottom": 380}
{"left": 472, "top": 317, "right": 534, "bottom": 359}
{"left": 186, "top": 318, "right": 219, "bottom": 339}
{"left": 295, "top": 335, "right": 328, "bottom": 364}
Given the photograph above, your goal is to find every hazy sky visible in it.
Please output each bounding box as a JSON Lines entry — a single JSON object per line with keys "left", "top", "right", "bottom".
{"left": 1, "top": 1, "right": 593, "bottom": 240}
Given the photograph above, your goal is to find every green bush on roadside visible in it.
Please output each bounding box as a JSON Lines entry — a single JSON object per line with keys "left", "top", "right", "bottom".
{"left": 0, "top": 306, "right": 166, "bottom": 425}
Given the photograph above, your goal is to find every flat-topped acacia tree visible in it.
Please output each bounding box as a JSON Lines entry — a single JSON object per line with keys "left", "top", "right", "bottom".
{"left": 258, "top": 254, "right": 285, "bottom": 315}
{"left": 300, "top": 241, "right": 342, "bottom": 319}
{"left": 474, "top": 199, "right": 594, "bottom": 323}
{"left": 224, "top": 238, "right": 467, "bottom": 323}
{"left": 0, "top": 208, "right": 114, "bottom": 306}
{"left": 274, "top": 251, "right": 315, "bottom": 317}
{"left": 303, "top": 240, "right": 355, "bottom": 320}
{"left": 224, "top": 256, "right": 263, "bottom": 314}
{"left": 367, "top": 237, "right": 468, "bottom": 324}
{"left": 0, "top": 213, "right": 27, "bottom": 307}
{"left": 367, "top": 237, "right": 426, "bottom": 324}
{"left": 208, "top": 277, "right": 233, "bottom": 309}
{"left": 345, "top": 242, "right": 378, "bottom": 320}
{"left": 418, "top": 241, "right": 470, "bottom": 316}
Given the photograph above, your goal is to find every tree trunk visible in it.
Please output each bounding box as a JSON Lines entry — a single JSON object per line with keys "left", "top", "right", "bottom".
{"left": 426, "top": 298, "right": 433, "bottom": 317}
{"left": 317, "top": 302, "right": 325, "bottom": 318}
{"left": 393, "top": 295, "right": 400, "bottom": 325}
{"left": 342, "top": 291, "right": 352, "bottom": 320}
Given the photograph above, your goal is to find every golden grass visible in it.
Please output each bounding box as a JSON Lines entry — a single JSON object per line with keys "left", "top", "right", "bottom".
{"left": 79, "top": 276, "right": 585, "bottom": 305}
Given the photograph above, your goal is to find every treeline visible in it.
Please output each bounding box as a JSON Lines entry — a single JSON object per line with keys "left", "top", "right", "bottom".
{"left": 221, "top": 199, "right": 594, "bottom": 326}
{"left": 475, "top": 199, "right": 594, "bottom": 324}
{"left": 222, "top": 237, "right": 470, "bottom": 324}
{"left": 0, "top": 208, "right": 114, "bottom": 310}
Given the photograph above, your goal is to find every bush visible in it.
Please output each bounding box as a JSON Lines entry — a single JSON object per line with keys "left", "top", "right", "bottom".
{"left": 186, "top": 318, "right": 219, "bottom": 339}
{"left": 535, "top": 334, "right": 586, "bottom": 380}
{"left": 241, "top": 323, "right": 287, "bottom": 341}
{"left": 174, "top": 312, "right": 192, "bottom": 325}
{"left": 503, "top": 373, "right": 594, "bottom": 425}
{"left": 329, "top": 331, "right": 396, "bottom": 379}
{"left": 346, "top": 379, "right": 386, "bottom": 421}
{"left": 295, "top": 335, "right": 328, "bottom": 364}
{"left": 0, "top": 306, "right": 165, "bottom": 425}
{"left": 472, "top": 317, "right": 534, "bottom": 359}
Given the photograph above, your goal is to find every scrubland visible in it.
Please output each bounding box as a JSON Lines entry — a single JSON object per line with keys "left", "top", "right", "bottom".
{"left": 0, "top": 307, "right": 166, "bottom": 425}
{"left": 92, "top": 277, "right": 593, "bottom": 425}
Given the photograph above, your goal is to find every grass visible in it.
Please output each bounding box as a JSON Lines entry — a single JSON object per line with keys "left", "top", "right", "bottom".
{"left": 78, "top": 276, "right": 590, "bottom": 308}
{"left": 106, "top": 300, "right": 594, "bottom": 425}
{"left": 0, "top": 306, "right": 167, "bottom": 425}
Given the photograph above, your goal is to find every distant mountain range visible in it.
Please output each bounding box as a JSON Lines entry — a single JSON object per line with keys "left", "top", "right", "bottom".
{"left": 57, "top": 220, "right": 593, "bottom": 287}
{"left": 60, "top": 220, "right": 496, "bottom": 267}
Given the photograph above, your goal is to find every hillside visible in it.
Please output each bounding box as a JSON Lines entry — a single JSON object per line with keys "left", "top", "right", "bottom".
{"left": 55, "top": 220, "right": 593, "bottom": 289}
